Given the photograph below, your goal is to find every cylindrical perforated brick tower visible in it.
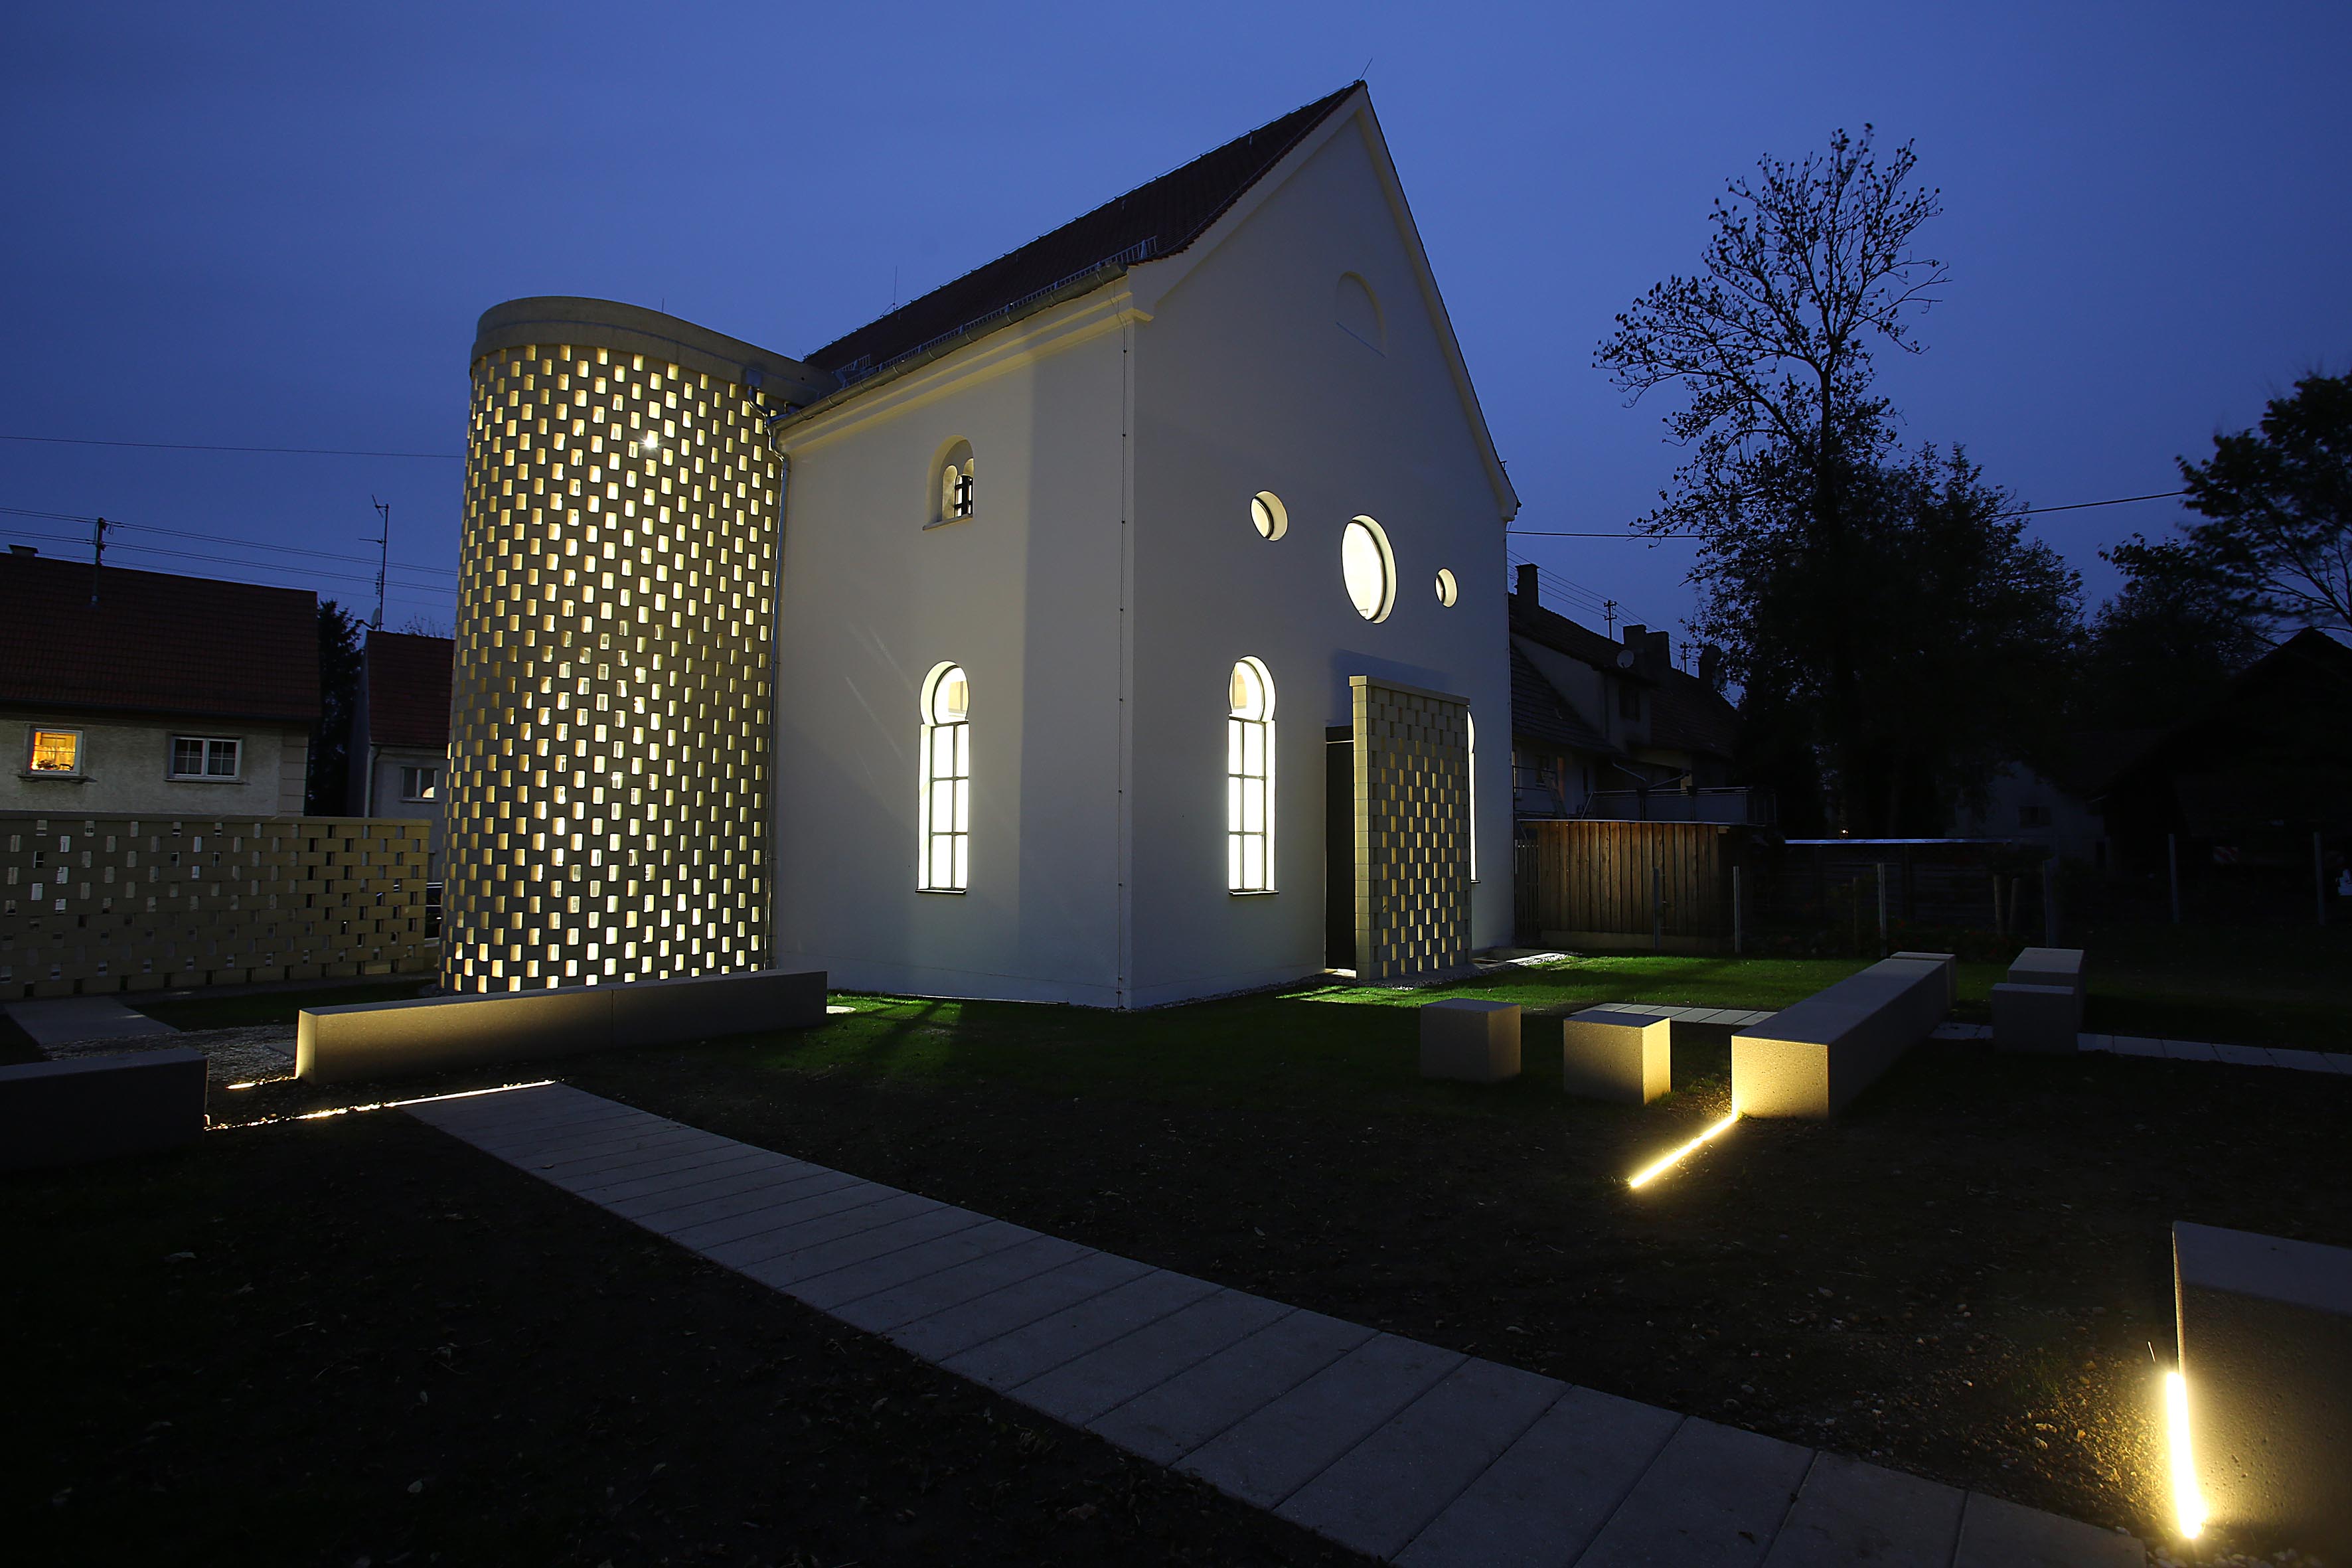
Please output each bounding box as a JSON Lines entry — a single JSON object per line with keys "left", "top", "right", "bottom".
{"left": 443, "top": 298, "right": 826, "bottom": 991}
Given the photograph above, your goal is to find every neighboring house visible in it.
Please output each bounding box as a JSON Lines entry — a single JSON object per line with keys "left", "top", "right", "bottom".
{"left": 1951, "top": 732, "right": 2156, "bottom": 869}
{"left": 448, "top": 82, "right": 1518, "bottom": 1004}
{"left": 0, "top": 550, "right": 317, "bottom": 817}
{"left": 1506, "top": 564, "right": 1751, "bottom": 826}
{"left": 346, "top": 630, "right": 453, "bottom": 881}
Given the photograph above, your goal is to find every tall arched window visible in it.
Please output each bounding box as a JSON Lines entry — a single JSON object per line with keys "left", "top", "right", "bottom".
{"left": 933, "top": 439, "right": 975, "bottom": 526}
{"left": 1466, "top": 712, "right": 1479, "bottom": 884}
{"left": 1227, "top": 658, "right": 1275, "bottom": 892}
{"left": 919, "top": 663, "right": 971, "bottom": 890}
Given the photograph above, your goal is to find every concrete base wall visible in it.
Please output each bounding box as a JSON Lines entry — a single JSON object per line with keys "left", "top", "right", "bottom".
{"left": 2175, "top": 1221, "right": 2352, "bottom": 1553}
{"left": 297, "top": 969, "right": 826, "bottom": 1084}
{"left": 1731, "top": 956, "right": 1948, "bottom": 1118}
{"left": 0, "top": 1048, "right": 207, "bottom": 1170}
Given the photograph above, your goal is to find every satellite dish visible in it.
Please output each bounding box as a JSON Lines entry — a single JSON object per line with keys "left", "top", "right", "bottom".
{"left": 1614, "top": 647, "right": 1638, "bottom": 670}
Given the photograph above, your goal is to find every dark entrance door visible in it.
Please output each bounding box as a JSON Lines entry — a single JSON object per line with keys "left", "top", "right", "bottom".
{"left": 1325, "top": 734, "right": 1355, "bottom": 970}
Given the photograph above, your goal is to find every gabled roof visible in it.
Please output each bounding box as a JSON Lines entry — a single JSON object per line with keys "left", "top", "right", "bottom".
{"left": 0, "top": 552, "right": 318, "bottom": 724}
{"left": 361, "top": 631, "right": 453, "bottom": 751}
{"left": 1510, "top": 643, "right": 1614, "bottom": 755}
{"left": 804, "top": 84, "right": 1360, "bottom": 380}
{"left": 1648, "top": 672, "right": 1740, "bottom": 759}
{"left": 1509, "top": 588, "right": 1632, "bottom": 673}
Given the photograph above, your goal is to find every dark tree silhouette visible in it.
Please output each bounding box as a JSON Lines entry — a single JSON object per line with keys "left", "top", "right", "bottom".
{"left": 2175, "top": 370, "right": 2351, "bottom": 634}
{"left": 307, "top": 599, "right": 364, "bottom": 815}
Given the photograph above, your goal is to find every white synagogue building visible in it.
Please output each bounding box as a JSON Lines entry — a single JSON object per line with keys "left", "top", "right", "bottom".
{"left": 446, "top": 83, "right": 1520, "bottom": 1008}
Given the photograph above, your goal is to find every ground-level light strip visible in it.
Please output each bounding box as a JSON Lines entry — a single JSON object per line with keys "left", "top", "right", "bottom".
{"left": 206, "top": 1079, "right": 556, "bottom": 1131}
{"left": 1625, "top": 1109, "right": 1741, "bottom": 1189}
{"left": 2163, "top": 1368, "right": 2206, "bottom": 1540}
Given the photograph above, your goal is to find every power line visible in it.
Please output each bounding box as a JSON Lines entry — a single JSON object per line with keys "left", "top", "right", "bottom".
{"left": 0, "top": 505, "right": 457, "bottom": 578}
{"left": 1, "top": 433, "right": 463, "bottom": 459}
{"left": 0, "top": 525, "right": 455, "bottom": 598}
{"left": 2014, "top": 489, "right": 2186, "bottom": 516}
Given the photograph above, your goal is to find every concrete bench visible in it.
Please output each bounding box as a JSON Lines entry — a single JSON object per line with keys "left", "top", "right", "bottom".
{"left": 297, "top": 968, "right": 827, "bottom": 1084}
{"left": 0, "top": 1048, "right": 207, "bottom": 1170}
{"left": 1890, "top": 950, "right": 1956, "bottom": 1012}
{"left": 1419, "top": 999, "right": 1520, "bottom": 1084}
{"left": 1730, "top": 956, "right": 1949, "bottom": 1118}
{"left": 1992, "top": 982, "right": 2077, "bottom": 1053}
{"left": 2007, "top": 947, "right": 2084, "bottom": 1027}
{"left": 2174, "top": 1221, "right": 2352, "bottom": 1551}
{"left": 1560, "top": 1007, "right": 1670, "bottom": 1105}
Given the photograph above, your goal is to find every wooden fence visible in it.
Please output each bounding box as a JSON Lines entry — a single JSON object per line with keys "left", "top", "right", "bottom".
{"left": 1516, "top": 821, "right": 1740, "bottom": 953}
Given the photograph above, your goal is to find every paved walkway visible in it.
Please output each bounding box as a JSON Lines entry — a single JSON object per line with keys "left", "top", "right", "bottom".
{"left": 1930, "top": 1021, "right": 2352, "bottom": 1074}
{"left": 409, "top": 1083, "right": 2143, "bottom": 1567}
{"left": 3, "top": 995, "right": 179, "bottom": 1049}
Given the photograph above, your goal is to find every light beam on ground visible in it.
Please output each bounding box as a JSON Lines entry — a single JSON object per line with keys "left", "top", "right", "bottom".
{"left": 2164, "top": 1368, "right": 2206, "bottom": 1540}
{"left": 1626, "top": 1109, "right": 1741, "bottom": 1189}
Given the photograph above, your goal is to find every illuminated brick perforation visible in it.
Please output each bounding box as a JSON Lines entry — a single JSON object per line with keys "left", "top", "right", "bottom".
{"left": 1352, "top": 683, "right": 1472, "bottom": 982}
{"left": 0, "top": 816, "right": 433, "bottom": 998}
{"left": 445, "top": 344, "right": 776, "bottom": 992}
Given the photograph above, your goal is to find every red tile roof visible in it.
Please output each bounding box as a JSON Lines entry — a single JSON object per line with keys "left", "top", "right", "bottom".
{"left": 804, "top": 83, "right": 1360, "bottom": 379}
{"left": 361, "top": 631, "right": 452, "bottom": 750}
{"left": 0, "top": 552, "right": 318, "bottom": 723}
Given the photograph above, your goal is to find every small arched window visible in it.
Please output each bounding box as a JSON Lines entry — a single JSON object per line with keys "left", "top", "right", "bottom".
{"left": 1249, "top": 491, "right": 1288, "bottom": 540}
{"left": 1336, "top": 272, "right": 1384, "bottom": 353}
{"left": 919, "top": 663, "right": 971, "bottom": 890}
{"left": 1227, "top": 658, "right": 1275, "bottom": 892}
{"left": 1341, "top": 516, "right": 1395, "bottom": 623}
{"left": 933, "top": 440, "right": 975, "bottom": 526}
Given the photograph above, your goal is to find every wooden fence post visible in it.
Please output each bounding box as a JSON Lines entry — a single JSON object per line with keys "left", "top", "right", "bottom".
{"left": 1733, "top": 865, "right": 1744, "bottom": 955}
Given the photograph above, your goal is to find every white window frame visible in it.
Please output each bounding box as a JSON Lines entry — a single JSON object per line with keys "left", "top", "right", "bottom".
{"left": 918, "top": 663, "right": 971, "bottom": 892}
{"left": 168, "top": 734, "right": 242, "bottom": 781}
{"left": 1227, "top": 658, "right": 1275, "bottom": 894}
{"left": 25, "top": 726, "right": 82, "bottom": 776}
{"left": 400, "top": 765, "right": 440, "bottom": 802}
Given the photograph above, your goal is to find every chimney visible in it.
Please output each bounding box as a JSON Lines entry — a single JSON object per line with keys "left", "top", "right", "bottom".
{"left": 1515, "top": 562, "right": 1539, "bottom": 605}
{"left": 1699, "top": 643, "right": 1723, "bottom": 691}
{"left": 1622, "top": 623, "right": 1646, "bottom": 645}
{"left": 8, "top": 544, "right": 35, "bottom": 557}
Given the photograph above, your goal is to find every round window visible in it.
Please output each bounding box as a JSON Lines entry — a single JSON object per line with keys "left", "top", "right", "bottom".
{"left": 1249, "top": 491, "right": 1287, "bottom": 540}
{"left": 1435, "top": 568, "right": 1458, "bottom": 607}
{"left": 1341, "top": 516, "right": 1395, "bottom": 623}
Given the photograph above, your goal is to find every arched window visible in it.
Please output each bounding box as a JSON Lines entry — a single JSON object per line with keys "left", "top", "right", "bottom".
{"left": 1466, "top": 712, "right": 1478, "bottom": 884}
{"left": 933, "top": 440, "right": 975, "bottom": 526}
{"left": 1249, "top": 491, "right": 1288, "bottom": 540}
{"left": 1341, "top": 516, "right": 1395, "bottom": 623}
{"left": 1336, "top": 272, "right": 1384, "bottom": 353}
{"left": 919, "top": 663, "right": 971, "bottom": 890}
{"left": 1435, "top": 568, "right": 1458, "bottom": 607}
{"left": 1227, "top": 658, "right": 1275, "bottom": 892}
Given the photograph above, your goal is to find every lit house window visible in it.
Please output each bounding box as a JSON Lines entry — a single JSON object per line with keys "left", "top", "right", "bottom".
{"left": 1342, "top": 516, "right": 1395, "bottom": 622}
{"left": 401, "top": 765, "right": 440, "bottom": 801}
{"left": 169, "top": 736, "right": 241, "bottom": 779}
{"left": 1249, "top": 491, "right": 1288, "bottom": 540}
{"left": 1227, "top": 657, "right": 1275, "bottom": 892}
{"left": 919, "top": 663, "right": 971, "bottom": 891}
{"left": 27, "top": 729, "right": 80, "bottom": 773}
{"left": 934, "top": 440, "right": 975, "bottom": 526}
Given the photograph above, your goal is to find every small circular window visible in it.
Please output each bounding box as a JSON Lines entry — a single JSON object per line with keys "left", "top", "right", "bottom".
{"left": 1249, "top": 491, "right": 1288, "bottom": 540}
{"left": 1435, "top": 568, "right": 1458, "bottom": 607}
{"left": 1341, "top": 516, "right": 1395, "bottom": 623}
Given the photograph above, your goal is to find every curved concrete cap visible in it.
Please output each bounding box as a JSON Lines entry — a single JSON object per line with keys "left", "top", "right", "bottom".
{"left": 473, "top": 296, "right": 834, "bottom": 406}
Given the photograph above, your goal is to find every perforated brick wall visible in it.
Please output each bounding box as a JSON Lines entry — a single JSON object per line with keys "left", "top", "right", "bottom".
{"left": 0, "top": 815, "right": 433, "bottom": 998}
{"left": 1351, "top": 677, "right": 1472, "bottom": 984}
{"left": 444, "top": 344, "right": 777, "bottom": 992}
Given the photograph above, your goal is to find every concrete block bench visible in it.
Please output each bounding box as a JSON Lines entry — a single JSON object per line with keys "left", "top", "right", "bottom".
{"left": 1993, "top": 982, "right": 2078, "bottom": 1053}
{"left": 0, "top": 1048, "right": 207, "bottom": 1170}
{"left": 1419, "top": 999, "right": 1520, "bottom": 1084}
{"left": 1891, "top": 950, "right": 1956, "bottom": 1012}
{"left": 1730, "top": 956, "right": 1948, "bottom": 1118}
{"left": 297, "top": 968, "right": 827, "bottom": 1084}
{"left": 1561, "top": 1007, "right": 1670, "bottom": 1105}
{"left": 2007, "top": 947, "right": 2084, "bottom": 1026}
{"left": 2174, "top": 1221, "right": 2352, "bottom": 1552}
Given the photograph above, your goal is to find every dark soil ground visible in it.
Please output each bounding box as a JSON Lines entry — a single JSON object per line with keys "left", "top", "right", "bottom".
{"left": 1, "top": 1111, "right": 1371, "bottom": 1568}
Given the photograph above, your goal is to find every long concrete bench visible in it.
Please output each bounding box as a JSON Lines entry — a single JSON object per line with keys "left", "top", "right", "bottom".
{"left": 2174, "top": 1221, "right": 2352, "bottom": 1553}
{"left": 0, "top": 1048, "right": 208, "bottom": 1170}
{"left": 297, "top": 968, "right": 826, "bottom": 1084}
{"left": 1730, "top": 956, "right": 1950, "bottom": 1118}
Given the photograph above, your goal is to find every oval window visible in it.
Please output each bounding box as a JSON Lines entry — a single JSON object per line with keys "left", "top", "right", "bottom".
{"left": 1249, "top": 491, "right": 1287, "bottom": 540}
{"left": 1435, "top": 568, "right": 1458, "bottom": 607}
{"left": 1341, "top": 516, "right": 1395, "bottom": 623}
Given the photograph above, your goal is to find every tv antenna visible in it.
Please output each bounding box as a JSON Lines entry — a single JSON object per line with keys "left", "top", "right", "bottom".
{"left": 366, "top": 497, "right": 390, "bottom": 629}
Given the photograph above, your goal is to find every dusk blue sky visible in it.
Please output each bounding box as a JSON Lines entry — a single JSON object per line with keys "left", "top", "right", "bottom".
{"left": 5, "top": 1, "right": 2346, "bottom": 643}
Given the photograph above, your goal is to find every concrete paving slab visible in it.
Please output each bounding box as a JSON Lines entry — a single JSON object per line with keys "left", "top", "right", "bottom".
{"left": 613, "top": 1166, "right": 852, "bottom": 1229}
{"left": 538, "top": 1139, "right": 758, "bottom": 1190}
{"left": 426, "top": 1088, "right": 643, "bottom": 1135}
{"left": 832, "top": 1234, "right": 1093, "bottom": 1335}
{"left": 424, "top": 1100, "right": 648, "bottom": 1148}
{"left": 495, "top": 1120, "right": 720, "bottom": 1166}
{"left": 466, "top": 1113, "right": 688, "bottom": 1163}
{"left": 1759, "top": 1450, "right": 1964, "bottom": 1567}
{"left": 1010, "top": 1289, "right": 1294, "bottom": 1429}
{"left": 1177, "top": 1332, "right": 1465, "bottom": 1508}
{"left": 587, "top": 1150, "right": 813, "bottom": 1210}
{"left": 1090, "top": 1308, "right": 1376, "bottom": 1465}
{"left": 4, "top": 995, "right": 179, "bottom": 1048}
{"left": 1951, "top": 1492, "right": 2141, "bottom": 1568}
{"left": 2327, "top": 1053, "right": 2352, "bottom": 1074}
{"left": 1574, "top": 1417, "right": 1811, "bottom": 1568}
{"left": 2213, "top": 1042, "right": 2279, "bottom": 1067}
{"left": 791, "top": 1219, "right": 1045, "bottom": 1312}
{"left": 743, "top": 1204, "right": 986, "bottom": 1289}
{"left": 945, "top": 1269, "right": 1221, "bottom": 1391}
{"left": 887, "top": 1251, "right": 1156, "bottom": 1362}
{"left": 665, "top": 1179, "right": 900, "bottom": 1251}
{"left": 2109, "top": 1036, "right": 2165, "bottom": 1058}
{"left": 2162, "top": 1038, "right": 2219, "bottom": 1061}
{"left": 1397, "top": 1385, "right": 1680, "bottom": 1568}
{"left": 1277, "top": 1357, "right": 1563, "bottom": 1559}
{"left": 703, "top": 1191, "right": 942, "bottom": 1269}
{"left": 2271, "top": 1048, "right": 2345, "bottom": 1073}
{"left": 2076, "top": 1033, "right": 2115, "bottom": 1053}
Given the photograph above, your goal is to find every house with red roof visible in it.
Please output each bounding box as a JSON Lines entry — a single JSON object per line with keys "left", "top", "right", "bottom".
{"left": 0, "top": 548, "right": 318, "bottom": 818}
{"left": 346, "top": 630, "right": 453, "bottom": 880}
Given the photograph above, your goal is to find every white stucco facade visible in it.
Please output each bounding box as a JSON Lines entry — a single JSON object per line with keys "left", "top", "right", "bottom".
{"left": 769, "top": 93, "right": 1515, "bottom": 1006}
